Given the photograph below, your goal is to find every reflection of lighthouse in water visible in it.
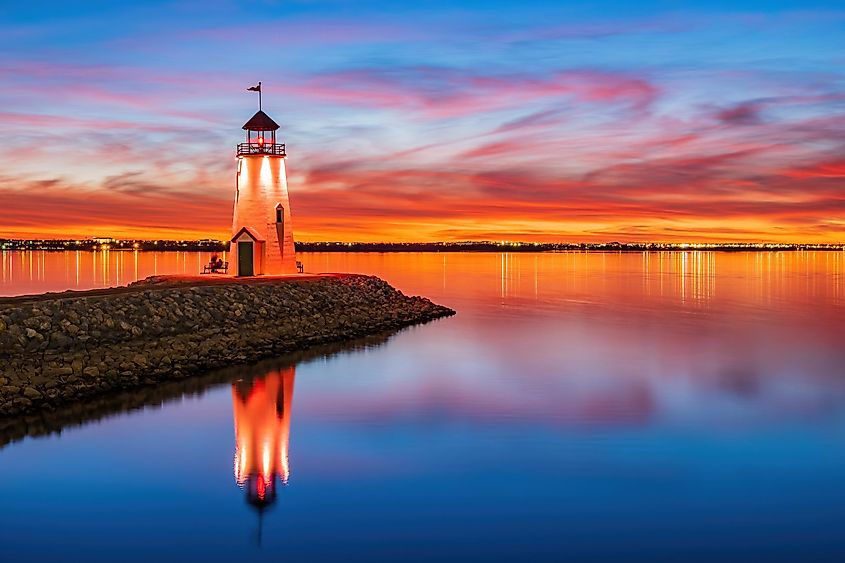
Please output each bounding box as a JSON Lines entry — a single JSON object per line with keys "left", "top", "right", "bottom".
{"left": 232, "top": 367, "right": 295, "bottom": 530}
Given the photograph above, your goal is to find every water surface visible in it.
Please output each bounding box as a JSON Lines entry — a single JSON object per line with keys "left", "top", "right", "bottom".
{"left": 1, "top": 251, "right": 844, "bottom": 562}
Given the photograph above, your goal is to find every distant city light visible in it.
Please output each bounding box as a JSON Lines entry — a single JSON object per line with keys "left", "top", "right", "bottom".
{"left": 0, "top": 238, "right": 842, "bottom": 253}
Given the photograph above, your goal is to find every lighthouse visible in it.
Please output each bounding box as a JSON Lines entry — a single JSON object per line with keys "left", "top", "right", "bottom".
{"left": 230, "top": 94, "right": 296, "bottom": 276}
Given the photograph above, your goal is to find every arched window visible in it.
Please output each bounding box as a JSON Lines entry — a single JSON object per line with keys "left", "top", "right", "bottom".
{"left": 275, "top": 204, "right": 284, "bottom": 224}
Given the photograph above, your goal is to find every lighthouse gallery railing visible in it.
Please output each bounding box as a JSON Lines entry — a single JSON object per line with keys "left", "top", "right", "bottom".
{"left": 237, "top": 143, "right": 286, "bottom": 157}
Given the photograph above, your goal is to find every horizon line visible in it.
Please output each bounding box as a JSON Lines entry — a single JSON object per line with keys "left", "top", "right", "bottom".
{"left": 2, "top": 237, "right": 843, "bottom": 247}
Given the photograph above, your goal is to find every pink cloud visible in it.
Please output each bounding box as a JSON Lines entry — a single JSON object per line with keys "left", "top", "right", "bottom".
{"left": 291, "top": 67, "right": 660, "bottom": 117}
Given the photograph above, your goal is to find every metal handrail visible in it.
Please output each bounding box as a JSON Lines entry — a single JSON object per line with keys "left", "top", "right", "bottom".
{"left": 237, "top": 143, "right": 286, "bottom": 157}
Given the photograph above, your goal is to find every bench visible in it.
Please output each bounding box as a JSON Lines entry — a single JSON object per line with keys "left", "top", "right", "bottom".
{"left": 296, "top": 261, "right": 304, "bottom": 273}
{"left": 202, "top": 261, "right": 229, "bottom": 274}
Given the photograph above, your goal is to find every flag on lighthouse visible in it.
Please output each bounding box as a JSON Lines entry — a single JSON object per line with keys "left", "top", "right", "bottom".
{"left": 247, "top": 82, "right": 262, "bottom": 110}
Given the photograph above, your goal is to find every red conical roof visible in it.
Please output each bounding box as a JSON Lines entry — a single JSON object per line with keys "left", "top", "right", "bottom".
{"left": 242, "top": 110, "right": 280, "bottom": 131}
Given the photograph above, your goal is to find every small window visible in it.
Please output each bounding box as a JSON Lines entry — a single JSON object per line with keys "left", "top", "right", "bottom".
{"left": 275, "top": 205, "right": 283, "bottom": 224}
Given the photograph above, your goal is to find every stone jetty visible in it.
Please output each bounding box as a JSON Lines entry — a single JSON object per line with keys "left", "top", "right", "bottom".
{"left": 0, "top": 275, "right": 454, "bottom": 416}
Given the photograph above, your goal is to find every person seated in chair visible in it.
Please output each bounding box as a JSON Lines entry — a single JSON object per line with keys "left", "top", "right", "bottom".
{"left": 208, "top": 254, "right": 222, "bottom": 273}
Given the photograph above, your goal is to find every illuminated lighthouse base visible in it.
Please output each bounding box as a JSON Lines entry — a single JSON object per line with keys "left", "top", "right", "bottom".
{"left": 230, "top": 155, "right": 296, "bottom": 275}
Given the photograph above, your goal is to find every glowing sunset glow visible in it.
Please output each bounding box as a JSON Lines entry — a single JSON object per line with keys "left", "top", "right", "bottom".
{"left": 232, "top": 368, "right": 295, "bottom": 505}
{"left": 0, "top": 2, "right": 843, "bottom": 242}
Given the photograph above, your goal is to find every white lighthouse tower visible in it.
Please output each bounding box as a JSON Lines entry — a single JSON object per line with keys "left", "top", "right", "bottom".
{"left": 230, "top": 94, "right": 296, "bottom": 276}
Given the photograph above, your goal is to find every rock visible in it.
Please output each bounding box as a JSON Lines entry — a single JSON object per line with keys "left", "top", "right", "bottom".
{"left": 12, "top": 397, "right": 32, "bottom": 409}
{"left": 23, "top": 387, "right": 42, "bottom": 400}
{"left": 44, "top": 366, "right": 74, "bottom": 377}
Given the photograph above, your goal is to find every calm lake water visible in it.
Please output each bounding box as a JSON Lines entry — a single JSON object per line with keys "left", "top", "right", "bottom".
{"left": 1, "top": 250, "right": 845, "bottom": 562}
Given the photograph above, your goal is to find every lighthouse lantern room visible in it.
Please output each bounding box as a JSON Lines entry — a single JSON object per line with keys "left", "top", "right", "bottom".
{"left": 230, "top": 95, "right": 297, "bottom": 276}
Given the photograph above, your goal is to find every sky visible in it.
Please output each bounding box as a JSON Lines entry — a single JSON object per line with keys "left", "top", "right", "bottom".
{"left": 0, "top": 0, "right": 843, "bottom": 242}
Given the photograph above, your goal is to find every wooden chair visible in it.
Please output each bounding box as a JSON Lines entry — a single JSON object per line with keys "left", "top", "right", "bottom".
{"left": 202, "top": 261, "right": 229, "bottom": 274}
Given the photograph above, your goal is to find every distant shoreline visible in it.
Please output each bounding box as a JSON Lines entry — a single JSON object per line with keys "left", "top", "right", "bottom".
{"left": 297, "top": 242, "right": 845, "bottom": 253}
{"left": 1, "top": 239, "right": 843, "bottom": 253}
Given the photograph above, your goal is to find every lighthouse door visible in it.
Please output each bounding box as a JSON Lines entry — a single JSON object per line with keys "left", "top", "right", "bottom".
{"left": 237, "top": 242, "right": 254, "bottom": 276}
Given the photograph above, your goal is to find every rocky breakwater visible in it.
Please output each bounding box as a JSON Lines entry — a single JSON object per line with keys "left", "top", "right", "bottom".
{"left": 0, "top": 275, "right": 454, "bottom": 416}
